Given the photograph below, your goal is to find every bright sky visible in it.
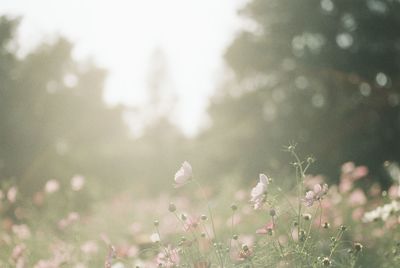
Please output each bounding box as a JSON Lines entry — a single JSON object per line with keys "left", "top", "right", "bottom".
{"left": 1, "top": 0, "right": 247, "bottom": 136}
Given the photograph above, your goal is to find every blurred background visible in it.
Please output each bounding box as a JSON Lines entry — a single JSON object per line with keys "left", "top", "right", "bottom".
{"left": 1, "top": 0, "right": 400, "bottom": 203}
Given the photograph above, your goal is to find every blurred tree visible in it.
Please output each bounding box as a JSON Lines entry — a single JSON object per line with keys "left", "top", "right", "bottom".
{"left": 0, "top": 16, "right": 130, "bottom": 193}
{"left": 200, "top": 0, "right": 400, "bottom": 184}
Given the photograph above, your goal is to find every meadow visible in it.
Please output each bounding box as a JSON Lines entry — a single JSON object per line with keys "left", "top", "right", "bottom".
{"left": 1, "top": 146, "right": 399, "bottom": 267}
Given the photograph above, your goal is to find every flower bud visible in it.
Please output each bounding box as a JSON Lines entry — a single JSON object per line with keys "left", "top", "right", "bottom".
{"left": 322, "top": 257, "right": 331, "bottom": 266}
{"left": 322, "top": 222, "right": 330, "bottom": 229}
{"left": 269, "top": 208, "right": 276, "bottom": 217}
{"left": 307, "top": 156, "right": 315, "bottom": 164}
{"left": 354, "top": 242, "right": 363, "bottom": 252}
{"left": 231, "top": 204, "right": 238, "bottom": 211}
{"left": 168, "top": 203, "right": 176, "bottom": 212}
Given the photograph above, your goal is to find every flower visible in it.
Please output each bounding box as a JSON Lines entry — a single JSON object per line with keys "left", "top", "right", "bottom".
{"left": 71, "top": 175, "right": 85, "bottom": 191}
{"left": 304, "top": 184, "right": 328, "bottom": 207}
{"left": 156, "top": 245, "right": 180, "bottom": 267}
{"left": 150, "top": 233, "right": 160, "bottom": 243}
{"left": 362, "top": 200, "right": 400, "bottom": 222}
{"left": 339, "top": 162, "right": 368, "bottom": 193}
{"left": 7, "top": 186, "right": 18, "bottom": 203}
{"left": 348, "top": 189, "right": 367, "bottom": 207}
{"left": 183, "top": 216, "right": 200, "bottom": 232}
{"left": 174, "top": 161, "right": 193, "bottom": 187}
{"left": 250, "top": 174, "right": 269, "bottom": 209}
{"left": 45, "top": 180, "right": 60, "bottom": 194}
{"left": 12, "top": 224, "right": 31, "bottom": 240}
{"left": 80, "top": 240, "right": 98, "bottom": 255}
{"left": 256, "top": 221, "right": 274, "bottom": 235}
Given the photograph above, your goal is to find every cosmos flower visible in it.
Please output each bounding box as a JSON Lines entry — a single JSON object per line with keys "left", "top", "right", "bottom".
{"left": 256, "top": 221, "right": 274, "bottom": 235}
{"left": 183, "top": 216, "right": 200, "bottom": 232}
{"left": 71, "top": 175, "right": 85, "bottom": 191}
{"left": 362, "top": 200, "right": 400, "bottom": 222}
{"left": 304, "top": 184, "right": 328, "bottom": 207}
{"left": 45, "top": 180, "right": 60, "bottom": 194}
{"left": 174, "top": 161, "right": 193, "bottom": 187}
{"left": 7, "top": 186, "right": 18, "bottom": 203}
{"left": 156, "top": 245, "right": 180, "bottom": 267}
{"left": 250, "top": 174, "right": 269, "bottom": 209}
{"left": 150, "top": 233, "right": 160, "bottom": 243}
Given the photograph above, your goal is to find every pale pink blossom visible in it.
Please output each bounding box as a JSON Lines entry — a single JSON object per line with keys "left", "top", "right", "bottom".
{"left": 339, "top": 162, "right": 368, "bottom": 193}
{"left": 348, "top": 189, "right": 367, "bottom": 207}
{"left": 45, "top": 180, "right": 60, "bottom": 194}
{"left": 174, "top": 161, "right": 193, "bottom": 187}
{"left": 80, "top": 241, "right": 98, "bottom": 255}
{"left": 250, "top": 174, "right": 269, "bottom": 209}
{"left": 7, "top": 186, "right": 18, "bottom": 203}
{"left": 156, "top": 245, "right": 180, "bottom": 267}
{"left": 388, "top": 185, "right": 400, "bottom": 199}
{"left": 11, "top": 243, "right": 26, "bottom": 261}
{"left": 12, "top": 224, "right": 31, "bottom": 240}
{"left": 184, "top": 216, "right": 200, "bottom": 231}
{"left": 71, "top": 175, "right": 85, "bottom": 191}
{"left": 256, "top": 221, "right": 274, "bottom": 234}
{"left": 304, "top": 184, "right": 328, "bottom": 207}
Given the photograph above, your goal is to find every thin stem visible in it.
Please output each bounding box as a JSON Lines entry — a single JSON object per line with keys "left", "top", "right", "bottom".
{"left": 300, "top": 202, "right": 320, "bottom": 253}
{"left": 193, "top": 179, "right": 224, "bottom": 267}
{"left": 329, "top": 229, "right": 345, "bottom": 258}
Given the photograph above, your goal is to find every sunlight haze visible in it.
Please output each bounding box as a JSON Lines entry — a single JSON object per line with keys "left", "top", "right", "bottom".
{"left": 1, "top": 0, "right": 247, "bottom": 136}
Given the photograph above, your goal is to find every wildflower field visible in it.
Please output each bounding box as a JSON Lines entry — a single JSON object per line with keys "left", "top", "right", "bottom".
{"left": 2, "top": 0, "right": 400, "bottom": 267}
{"left": 1, "top": 146, "right": 400, "bottom": 267}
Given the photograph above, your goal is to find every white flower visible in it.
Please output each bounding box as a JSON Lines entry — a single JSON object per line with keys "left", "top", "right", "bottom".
{"left": 250, "top": 174, "right": 269, "bottom": 209}
{"left": 362, "top": 200, "right": 400, "bottom": 222}
{"left": 150, "top": 233, "right": 160, "bottom": 243}
{"left": 71, "top": 175, "right": 85, "bottom": 191}
{"left": 111, "top": 262, "right": 125, "bottom": 268}
{"left": 7, "top": 186, "right": 17, "bottom": 203}
{"left": 45, "top": 180, "right": 60, "bottom": 194}
{"left": 174, "top": 161, "right": 193, "bottom": 187}
{"left": 12, "top": 224, "right": 31, "bottom": 240}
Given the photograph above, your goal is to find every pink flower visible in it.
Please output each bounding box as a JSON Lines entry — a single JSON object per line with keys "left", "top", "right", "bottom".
{"left": 157, "top": 245, "right": 180, "bottom": 267}
{"left": 256, "top": 221, "right": 274, "bottom": 235}
{"left": 184, "top": 216, "right": 200, "bottom": 232}
{"left": 174, "top": 161, "right": 193, "bottom": 187}
{"left": 304, "top": 184, "right": 328, "bottom": 207}
{"left": 348, "top": 189, "right": 367, "bottom": 207}
{"left": 250, "top": 174, "right": 269, "bottom": 209}
{"left": 339, "top": 162, "right": 368, "bottom": 193}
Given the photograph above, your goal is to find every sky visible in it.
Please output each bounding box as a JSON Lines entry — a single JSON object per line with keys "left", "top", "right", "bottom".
{"left": 1, "top": 0, "right": 248, "bottom": 136}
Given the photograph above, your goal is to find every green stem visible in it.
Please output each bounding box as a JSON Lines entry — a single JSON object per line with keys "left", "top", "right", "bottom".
{"left": 193, "top": 179, "right": 224, "bottom": 267}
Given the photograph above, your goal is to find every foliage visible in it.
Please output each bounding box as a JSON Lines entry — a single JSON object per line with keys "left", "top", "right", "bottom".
{"left": 200, "top": 0, "right": 400, "bottom": 183}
